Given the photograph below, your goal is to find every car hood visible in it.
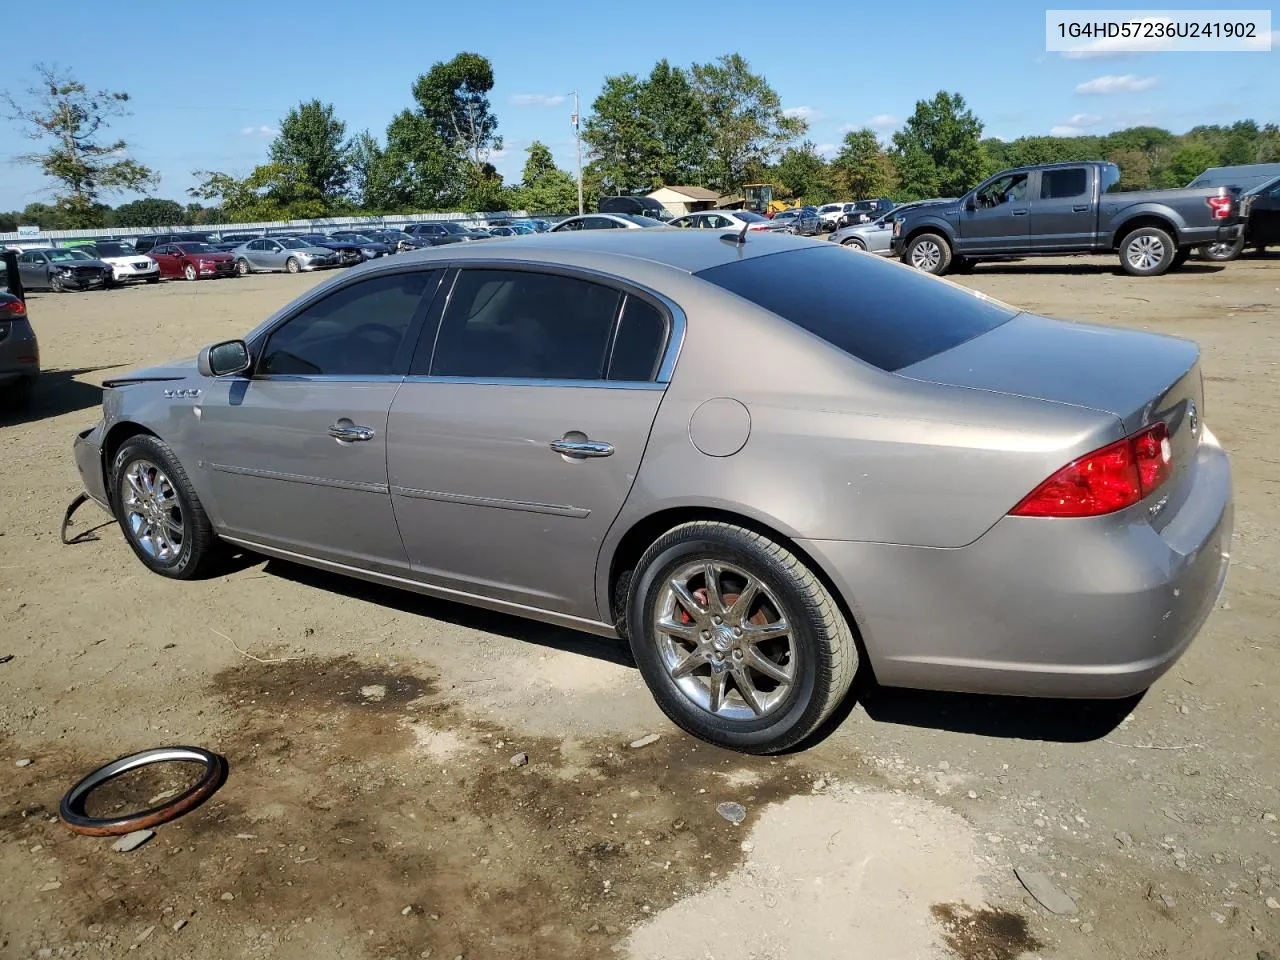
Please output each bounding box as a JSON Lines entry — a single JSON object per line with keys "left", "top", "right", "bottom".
{"left": 53, "top": 259, "right": 112, "bottom": 269}
{"left": 102, "top": 356, "right": 198, "bottom": 387}
{"left": 100, "top": 255, "right": 156, "bottom": 266}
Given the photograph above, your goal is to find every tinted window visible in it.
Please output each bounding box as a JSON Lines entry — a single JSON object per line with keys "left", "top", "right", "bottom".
{"left": 608, "top": 297, "right": 669, "bottom": 381}
{"left": 260, "top": 270, "right": 440, "bottom": 377}
{"left": 1041, "top": 168, "right": 1088, "bottom": 200}
{"left": 696, "top": 246, "right": 1016, "bottom": 372}
{"left": 134, "top": 238, "right": 156, "bottom": 252}
{"left": 94, "top": 242, "right": 129, "bottom": 257}
{"left": 975, "top": 173, "right": 1028, "bottom": 207}
{"left": 582, "top": 217, "right": 615, "bottom": 230}
{"left": 622, "top": 215, "right": 667, "bottom": 227}
{"left": 1101, "top": 164, "right": 1123, "bottom": 193}
{"left": 429, "top": 269, "right": 622, "bottom": 380}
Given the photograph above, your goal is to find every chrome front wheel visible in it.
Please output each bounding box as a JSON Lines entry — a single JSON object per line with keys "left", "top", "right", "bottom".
{"left": 120, "top": 459, "right": 185, "bottom": 563}
{"left": 655, "top": 561, "right": 796, "bottom": 720}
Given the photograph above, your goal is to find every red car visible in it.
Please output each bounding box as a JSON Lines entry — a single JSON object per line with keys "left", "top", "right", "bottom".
{"left": 148, "top": 242, "right": 237, "bottom": 281}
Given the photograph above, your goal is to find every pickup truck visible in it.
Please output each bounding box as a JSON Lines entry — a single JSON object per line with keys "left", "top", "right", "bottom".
{"left": 890, "top": 161, "right": 1243, "bottom": 277}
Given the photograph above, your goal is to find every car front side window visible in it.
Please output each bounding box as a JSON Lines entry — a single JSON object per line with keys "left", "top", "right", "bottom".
{"left": 258, "top": 270, "right": 441, "bottom": 378}
{"left": 426, "top": 269, "right": 623, "bottom": 381}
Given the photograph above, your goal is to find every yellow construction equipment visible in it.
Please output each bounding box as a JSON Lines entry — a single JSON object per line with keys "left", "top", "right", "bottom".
{"left": 741, "top": 183, "right": 795, "bottom": 216}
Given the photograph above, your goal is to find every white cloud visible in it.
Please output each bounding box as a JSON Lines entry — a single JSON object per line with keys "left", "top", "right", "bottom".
{"left": 869, "top": 114, "right": 899, "bottom": 128}
{"left": 1075, "top": 74, "right": 1157, "bottom": 95}
{"left": 783, "top": 105, "right": 818, "bottom": 120}
{"left": 1067, "top": 113, "right": 1102, "bottom": 125}
{"left": 510, "top": 93, "right": 566, "bottom": 107}
{"left": 1050, "top": 125, "right": 1085, "bottom": 136}
{"left": 1242, "top": 29, "right": 1280, "bottom": 50}
{"left": 239, "top": 125, "right": 279, "bottom": 137}
{"left": 815, "top": 143, "right": 840, "bottom": 158}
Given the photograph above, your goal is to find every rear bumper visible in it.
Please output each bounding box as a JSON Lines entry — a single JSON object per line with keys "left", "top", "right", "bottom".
{"left": 1181, "top": 222, "right": 1244, "bottom": 246}
{"left": 801, "top": 427, "right": 1233, "bottom": 699}
{"left": 73, "top": 421, "right": 111, "bottom": 509}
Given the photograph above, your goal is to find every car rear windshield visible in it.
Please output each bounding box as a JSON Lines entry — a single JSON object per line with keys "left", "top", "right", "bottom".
{"left": 94, "top": 242, "right": 129, "bottom": 257}
{"left": 695, "top": 246, "right": 1018, "bottom": 372}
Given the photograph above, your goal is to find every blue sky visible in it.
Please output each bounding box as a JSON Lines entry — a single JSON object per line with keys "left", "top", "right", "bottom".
{"left": 1, "top": 0, "right": 1275, "bottom": 210}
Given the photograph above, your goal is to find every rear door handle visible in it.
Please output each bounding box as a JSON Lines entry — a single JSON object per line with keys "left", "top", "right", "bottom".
{"left": 1072, "top": 204, "right": 1090, "bottom": 212}
{"left": 329, "top": 419, "right": 375, "bottom": 442}
{"left": 549, "top": 438, "right": 614, "bottom": 459}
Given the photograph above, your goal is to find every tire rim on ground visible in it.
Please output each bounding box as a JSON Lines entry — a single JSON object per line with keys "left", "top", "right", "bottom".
{"left": 184, "top": 265, "right": 196, "bottom": 280}
{"left": 120, "top": 459, "right": 185, "bottom": 563}
{"left": 910, "top": 240, "right": 941, "bottom": 271}
{"left": 59, "top": 746, "right": 226, "bottom": 836}
{"left": 653, "top": 561, "right": 796, "bottom": 721}
{"left": 1127, "top": 235, "right": 1164, "bottom": 270}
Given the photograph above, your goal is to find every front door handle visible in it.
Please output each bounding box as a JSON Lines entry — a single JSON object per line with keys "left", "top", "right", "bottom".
{"left": 549, "top": 438, "right": 614, "bottom": 459}
{"left": 1011, "top": 209, "right": 1028, "bottom": 216}
{"left": 1072, "top": 204, "right": 1090, "bottom": 212}
{"left": 329, "top": 419, "right": 375, "bottom": 442}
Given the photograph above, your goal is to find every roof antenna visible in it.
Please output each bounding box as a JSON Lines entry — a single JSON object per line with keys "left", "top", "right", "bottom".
{"left": 721, "top": 220, "right": 750, "bottom": 246}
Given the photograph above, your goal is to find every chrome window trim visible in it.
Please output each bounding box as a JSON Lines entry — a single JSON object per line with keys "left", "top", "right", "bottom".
{"left": 401, "top": 376, "right": 666, "bottom": 390}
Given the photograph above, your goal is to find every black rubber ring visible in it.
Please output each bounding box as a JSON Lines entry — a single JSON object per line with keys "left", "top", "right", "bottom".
{"left": 59, "top": 746, "right": 226, "bottom": 837}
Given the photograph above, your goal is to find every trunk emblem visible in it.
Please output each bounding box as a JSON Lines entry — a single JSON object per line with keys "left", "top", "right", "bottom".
{"left": 1187, "top": 401, "right": 1199, "bottom": 436}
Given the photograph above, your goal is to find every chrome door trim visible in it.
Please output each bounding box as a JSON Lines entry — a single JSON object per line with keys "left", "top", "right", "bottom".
{"left": 209, "top": 462, "right": 389, "bottom": 494}
{"left": 390, "top": 485, "right": 591, "bottom": 518}
{"left": 400, "top": 376, "right": 666, "bottom": 390}
{"left": 217, "top": 534, "right": 620, "bottom": 639}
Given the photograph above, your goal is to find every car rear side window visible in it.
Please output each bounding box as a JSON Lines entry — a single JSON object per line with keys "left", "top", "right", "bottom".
{"left": 695, "top": 246, "right": 1017, "bottom": 372}
{"left": 607, "top": 297, "right": 669, "bottom": 381}
{"left": 259, "top": 270, "right": 441, "bottom": 377}
{"left": 428, "top": 269, "right": 623, "bottom": 380}
{"left": 1040, "top": 168, "right": 1088, "bottom": 200}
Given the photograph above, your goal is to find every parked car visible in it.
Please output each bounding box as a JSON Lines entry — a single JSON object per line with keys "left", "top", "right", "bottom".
{"left": 849, "top": 198, "right": 895, "bottom": 224}
{"left": 817, "top": 203, "right": 857, "bottom": 231}
{"left": 549, "top": 214, "right": 668, "bottom": 232}
{"left": 829, "top": 201, "right": 954, "bottom": 253}
{"left": 891, "top": 161, "right": 1244, "bottom": 276}
{"left": 68, "top": 230, "right": 1233, "bottom": 754}
{"left": 1187, "top": 163, "right": 1280, "bottom": 259}
{"left": 287, "top": 234, "right": 365, "bottom": 266}
{"left": 16, "top": 248, "right": 114, "bottom": 291}
{"left": 668, "top": 210, "right": 786, "bottom": 233}
{"left": 515, "top": 218, "right": 552, "bottom": 233}
{"left": 334, "top": 229, "right": 421, "bottom": 253}
{"left": 326, "top": 232, "right": 395, "bottom": 259}
{"left": 133, "top": 233, "right": 212, "bottom": 254}
{"left": 231, "top": 237, "right": 340, "bottom": 275}
{"left": 486, "top": 225, "right": 536, "bottom": 237}
{"left": 770, "top": 208, "right": 822, "bottom": 236}
{"left": 80, "top": 241, "right": 162, "bottom": 284}
{"left": 149, "top": 242, "right": 237, "bottom": 281}
{"left": 0, "top": 291, "right": 38, "bottom": 410}
{"left": 402, "top": 222, "right": 491, "bottom": 245}
{"left": 598, "top": 195, "right": 673, "bottom": 220}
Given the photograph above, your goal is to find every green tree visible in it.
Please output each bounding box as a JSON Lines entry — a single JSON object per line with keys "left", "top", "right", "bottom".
{"left": 773, "top": 142, "right": 832, "bottom": 203}
{"left": 1160, "top": 143, "right": 1221, "bottom": 187}
{"left": 582, "top": 74, "right": 654, "bottom": 194}
{"left": 2, "top": 64, "right": 157, "bottom": 226}
{"left": 518, "top": 142, "right": 580, "bottom": 215}
{"left": 269, "top": 100, "right": 350, "bottom": 205}
{"left": 1106, "top": 148, "right": 1152, "bottom": 189}
{"left": 411, "top": 52, "right": 502, "bottom": 174}
{"left": 115, "top": 197, "right": 188, "bottom": 227}
{"left": 1101, "top": 126, "right": 1175, "bottom": 155}
{"left": 19, "top": 202, "right": 68, "bottom": 229}
{"left": 461, "top": 163, "right": 511, "bottom": 213}
{"left": 188, "top": 163, "right": 326, "bottom": 221}
{"left": 691, "top": 54, "right": 805, "bottom": 191}
{"left": 347, "top": 130, "right": 396, "bottom": 211}
{"left": 831, "top": 128, "right": 896, "bottom": 198}
{"left": 638, "top": 60, "right": 711, "bottom": 186}
{"left": 0, "top": 212, "right": 17, "bottom": 232}
{"left": 381, "top": 108, "right": 460, "bottom": 210}
{"left": 891, "top": 91, "right": 986, "bottom": 199}
{"left": 980, "top": 138, "right": 1010, "bottom": 173}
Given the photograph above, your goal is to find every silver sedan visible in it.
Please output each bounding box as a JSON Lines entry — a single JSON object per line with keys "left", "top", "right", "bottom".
{"left": 70, "top": 231, "right": 1232, "bottom": 754}
{"left": 230, "top": 237, "right": 339, "bottom": 275}
{"left": 830, "top": 201, "right": 955, "bottom": 254}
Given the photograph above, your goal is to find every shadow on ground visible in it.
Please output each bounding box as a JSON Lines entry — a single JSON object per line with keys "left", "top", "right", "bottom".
{"left": 263, "top": 557, "right": 637, "bottom": 668}
{"left": 0, "top": 366, "right": 125, "bottom": 427}
{"left": 969, "top": 261, "right": 1226, "bottom": 277}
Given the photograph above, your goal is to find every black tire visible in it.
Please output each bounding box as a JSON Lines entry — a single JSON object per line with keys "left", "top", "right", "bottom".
{"left": 1118, "top": 225, "right": 1176, "bottom": 276}
{"left": 903, "top": 232, "right": 952, "bottom": 275}
{"left": 1169, "top": 248, "right": 1191, "bottom": 270}
{"left": 145, "top": 276, "right": 161, "bottom": 284}
{"left": 626, "top": 521, "right": 858, "bottom": 755}
{"left": 286, "top": 257, "right": 300, "bottom": 274}
{"left": 2, "top": 377, "right": 33, "bottom": 412}
{"left": 50, "top": 275, "right": 67, "bottom": 293}
{"left": 1196, "top": 235, "right": 1245, "bottom": 262}
{"left": 110, "top": 435, "right": 221, "bottom": 580}
{"left": 237, "top": 259, "right": 251, "bottom": 277}
{"left": 840, "top": 237, "right": 866, "bottom": 250}
{"left": 950, "top": 256, "right": 976, "bottom": 274}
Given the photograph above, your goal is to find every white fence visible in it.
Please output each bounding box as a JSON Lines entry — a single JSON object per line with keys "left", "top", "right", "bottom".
{"left": 0, "top": 210, "right": 534, "bottom": 244}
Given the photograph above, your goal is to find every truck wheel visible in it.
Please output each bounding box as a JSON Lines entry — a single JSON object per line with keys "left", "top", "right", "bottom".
{"left": 1196, "top": 236, "right": 1245, "bottom": 262}
{"left": 904, "top": 233, "right": 952, "bottom": 275}
{"left": 1119, "top": 226, "right": 1176, "bottom": 277}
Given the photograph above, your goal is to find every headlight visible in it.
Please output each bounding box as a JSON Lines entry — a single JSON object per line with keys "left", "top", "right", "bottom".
{"left": 361, "top": 248, "right": 377, "bottom": 256}
{"left": 58, "top": 267, "right": 74, "bottom": 275}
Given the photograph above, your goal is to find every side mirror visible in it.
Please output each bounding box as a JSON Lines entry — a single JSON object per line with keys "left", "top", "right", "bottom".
{"left": 198, "top": 340, "right": 250, "bottom": 378}
{"left": 964, "top": 196, "right": 976, "bottom": 212}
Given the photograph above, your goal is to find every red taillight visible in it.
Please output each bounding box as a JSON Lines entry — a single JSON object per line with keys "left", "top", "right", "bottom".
{"left": 0, "top": 299, "right": 26, "bottom": 317}
{"left": 1206, "top": 195, "right": 1233, "bottom": 220}
{"left": 1010, "top": 422, "right": 1172, "bottom": 518}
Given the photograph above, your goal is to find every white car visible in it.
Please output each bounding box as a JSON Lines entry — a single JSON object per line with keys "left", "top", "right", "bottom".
{"left": 548, "top": 213, "right": 668, "bottom": 231}
{"left": 78, "top": 241, "right": 161, "bottom": 283}
{"left": 817, "top": 203, "right": 857, "bottom": 231}
{"left": 667, "top": 210, "right": 787, "bottom": 233}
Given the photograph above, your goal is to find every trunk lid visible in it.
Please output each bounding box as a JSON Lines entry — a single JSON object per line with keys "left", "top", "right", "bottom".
{"left": 899, "top": 313, "right": 1204, "bottom": 513}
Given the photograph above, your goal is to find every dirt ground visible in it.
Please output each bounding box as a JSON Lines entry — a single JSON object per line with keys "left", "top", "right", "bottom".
{"left": 1, "top": 252, "right": 1278, "bottom": 960}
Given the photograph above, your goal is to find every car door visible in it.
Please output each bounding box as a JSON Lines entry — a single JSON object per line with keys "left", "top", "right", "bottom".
{"left": 1027, "top": 166, "right": 1096, "bottom": 250}
{"left": 261, "top": 240, "right": 288, "bottom": 271}
{"left": 1251, "top": 179, "right": 1280, "bottom": 246}
{"left": 197, "top": 267, "right": 445, "bottom": 569}
{"left": 386, "top": 266, "right": 675, "bottom": 620}
{"left": 17, "top": 252, "right": 47, "bottom": 289}
{"left": 956, "top": 171, "right": 1032, "bottom": 253}
{"left": 148, "top": 245, "right": 177, "bottom": 277}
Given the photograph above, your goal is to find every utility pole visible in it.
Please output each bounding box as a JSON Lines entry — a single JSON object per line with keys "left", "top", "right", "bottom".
{"left": 571, "top": 90, "right": 584, "bottom": 215}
